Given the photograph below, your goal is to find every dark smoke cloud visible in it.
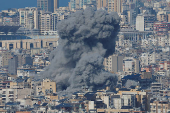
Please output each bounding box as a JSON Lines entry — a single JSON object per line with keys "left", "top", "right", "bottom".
{"left": 41, "top": 7, "right": 120, "bottom": 95}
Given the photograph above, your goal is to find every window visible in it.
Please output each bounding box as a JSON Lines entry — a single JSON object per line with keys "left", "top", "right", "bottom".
{"left": 158, "top": 106, "right": 161, "bottom": 109}
{"left": 2, "top": 91, "right": 5, "bottom": 94}
{"left": 9, "top": 91, "right": 14, "bottom": 94}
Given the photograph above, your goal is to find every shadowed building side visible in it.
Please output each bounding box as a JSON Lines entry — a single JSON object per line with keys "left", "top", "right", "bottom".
{"left": 0, "top": 25, "right": 20, "bottom": 35}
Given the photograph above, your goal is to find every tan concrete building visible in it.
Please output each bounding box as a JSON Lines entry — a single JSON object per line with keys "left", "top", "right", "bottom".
{"left": 39, "top": 11, "right": 58, "bottom": 35}
{"left": 10, "top": 78, "right": 31, "bottom": 89}
{"left": 157, "top": 13, "right": 168, "bottom": 22}
{"left": 0, "top": 38, "right": 58, "bottom": 50}
{"left": 150, "top": 100, "right": 170, "bottom": 113}
{"left": 40, "top": 12, "right": 52, "bottom": 35}
{"left": 42, "top": 79, "right": 56, "bottom": 95}
{"left": 114, "top": 0, "right": 123, "bottom": 14}
{"left": 97, "top": 0, "right": 108, "bottom": 9}
{"left": 36, "top": 79, "right": 56, "bottom": 96}
{"left": 107, "top": 0, "right": 114, "bottom": 13}
{"left": 17, "top": 88, "right": 31, "bottom": 99}
{"left": 45, "top": 94, "right": 58, "bottom": 101}
{"left": 168, "top": 14, "right": 170, "bottom": 22}
{"left": 1, "top": 52, "right": 12, "bottom": 67}
{"left": 103, "top": 54, "right": 123, "bottom": 73}
{"left": 54, "top": 0, "right": 59, "bottom": 11}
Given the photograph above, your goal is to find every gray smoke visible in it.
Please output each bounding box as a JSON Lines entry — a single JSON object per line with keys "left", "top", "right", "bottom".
{"left": 41, "top": 7, "right": 120, "bottom": 95}
{"left": 124, "top": 80, "right": 139, "bottom": 89}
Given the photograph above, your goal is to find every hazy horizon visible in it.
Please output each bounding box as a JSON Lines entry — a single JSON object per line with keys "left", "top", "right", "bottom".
{"left": 0, "top": 0, "right": 69, "bottom": 11}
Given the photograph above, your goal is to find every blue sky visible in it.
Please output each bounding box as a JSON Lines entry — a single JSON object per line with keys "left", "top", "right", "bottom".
{"left": 0, "top": 0, "right": 69, "bottom": 11}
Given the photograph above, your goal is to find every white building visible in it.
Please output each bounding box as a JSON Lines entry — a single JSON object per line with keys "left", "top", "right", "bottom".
{"left": 140, "top": 52, "right": 156, "bottom": 67}
{"left": 123, "top": 58, "right": 140, "bottom": 75}
{"left": 136, "top": 15, "right": 144, "bottom": 31}
{"left": 136, "top": 14, "right": 156, "bottom": 31}
{"left": 0, "top": 89, "right": 17, "bottom": 104}
{"left": 112, "top": 94, "right": 136, "bottom": 109}
{"left": 18, "top": 7, "right": 39, "bottom": 30}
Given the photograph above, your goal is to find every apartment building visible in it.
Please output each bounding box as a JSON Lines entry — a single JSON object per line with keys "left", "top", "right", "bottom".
{"left": 103, "top": 54, "right": 123, "bottom": 73}
{"left": 39, "top": 11, "right": 58, "bottom": 35}
{"left": 18, "top": 7, "right": 39, "bottom": 30}
{"left": 39, "top": 12, "right": 52, "bottom": 35}
{"left": 157, "top": 11, "right": 170, "bottom": 22}
{"left": 136, "top": 14, "right": 156, "bottom": 31}
{"left": 8, "top": 55, "right": 18, "bottom": 75}
{"left": 123, "top": 58, "right": 140, "bottom": 75}
{"left": 36, "top": 79, "right": 56, "bottom": 96}
{"left": 140, "top": 52, "right": 156, "bottom": 67}
{"left": 151, "top": 82, "right": 163, "bottom": 96}
{"left": 70, "top": 0, "right": 92, "bottom": 10}
{"left": 107, "top": 0, "right": 114, "bottom": 13}
{"left": 1, "top": 52, "right": 12, "bottom": 67}
{"left": 117, "top": 89, "right": 150, "bottom": 111}
{"left": 37, "top": 0, "right": 55, "bottom": 12}
{"left": 150, "top": 100, "right": 170, "bottom": 113}
{"left": 54, "top": 0, "right": 59, "bottom": 11}
{"left": 114, "top": 0, "right": 123, "bottom": 14}
{"left": 0, "top": 89, "right": 17, "bottom": 105}
{"left": 153, "top": 22, "right": 170, "bottom": 36}
{"left": 96, "top": 0, "right": 108, "bottom": 9}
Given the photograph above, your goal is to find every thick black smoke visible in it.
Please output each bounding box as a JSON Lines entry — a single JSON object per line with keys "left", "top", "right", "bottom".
{"left": 42, "top": 7, "right": 120, "bottom": 95}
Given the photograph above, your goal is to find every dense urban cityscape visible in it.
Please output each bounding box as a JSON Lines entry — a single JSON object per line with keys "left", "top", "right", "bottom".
{"left": 0, "top": 0, "right": 169, "bottom": 113}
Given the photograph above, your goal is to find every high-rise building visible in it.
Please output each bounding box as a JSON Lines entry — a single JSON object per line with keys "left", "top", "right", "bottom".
{"left": 104, "top": 54, "right": 123, "bottom": 73}
{"left": 1, "top": 52, "right": 12, "bottom": 67}
{"left": 8, "top": 55, "right": 18, "bottom": 75}
{"left": 136, "top": 14, "right": 144, "bottom": 31}
{"left": 127, "top": 10, "right": 136, "bottom": 25}
{"left": 134, "top": 59, "right": 140, "bottom": 73}
{"left": 54, "top": 0, "right": 59, "bottom": 11}
{"left": 39, "top": 11, "right": 58, "bottom": 35}
{"left": 136, "top": 14, "right": 156, "bottom": 31}
{"left": 97, "top": 0, "right": 108, "bottom": 10}
{"left": 107, "top": 0, "right": 114, "bottom": 13}
{"left": 70, "top": 0, "right": 92, "bottom": 10}
{"left": 18, "top": 7, "right": 39, "bottom": 30}
{"left": 37, "top": 0, "right": 55, "bottom": 12}
{"left": 39, "top": 12, "right": 52, "bottom": 35}
{"left": 114, "top": 0, "right": 122, "bottom": 14}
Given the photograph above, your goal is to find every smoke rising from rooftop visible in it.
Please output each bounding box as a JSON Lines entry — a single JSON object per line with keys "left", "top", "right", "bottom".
{"left": 41, "top": 7, "right": 120, "bottom": 95}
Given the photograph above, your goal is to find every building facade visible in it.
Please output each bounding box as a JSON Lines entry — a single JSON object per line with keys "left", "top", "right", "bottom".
{"left": 104, "top": 54, "right": 123, "bottom": 73}
{"left": 8, "top": 55, "right": 18, "bottom": 75}
{"left": 37, "top": 0, "right": 55, "bottom": 12}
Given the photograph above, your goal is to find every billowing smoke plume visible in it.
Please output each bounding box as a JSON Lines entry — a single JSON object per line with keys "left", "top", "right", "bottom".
{"left": 41, "top": 7, "right": 120, "bottom": 95}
